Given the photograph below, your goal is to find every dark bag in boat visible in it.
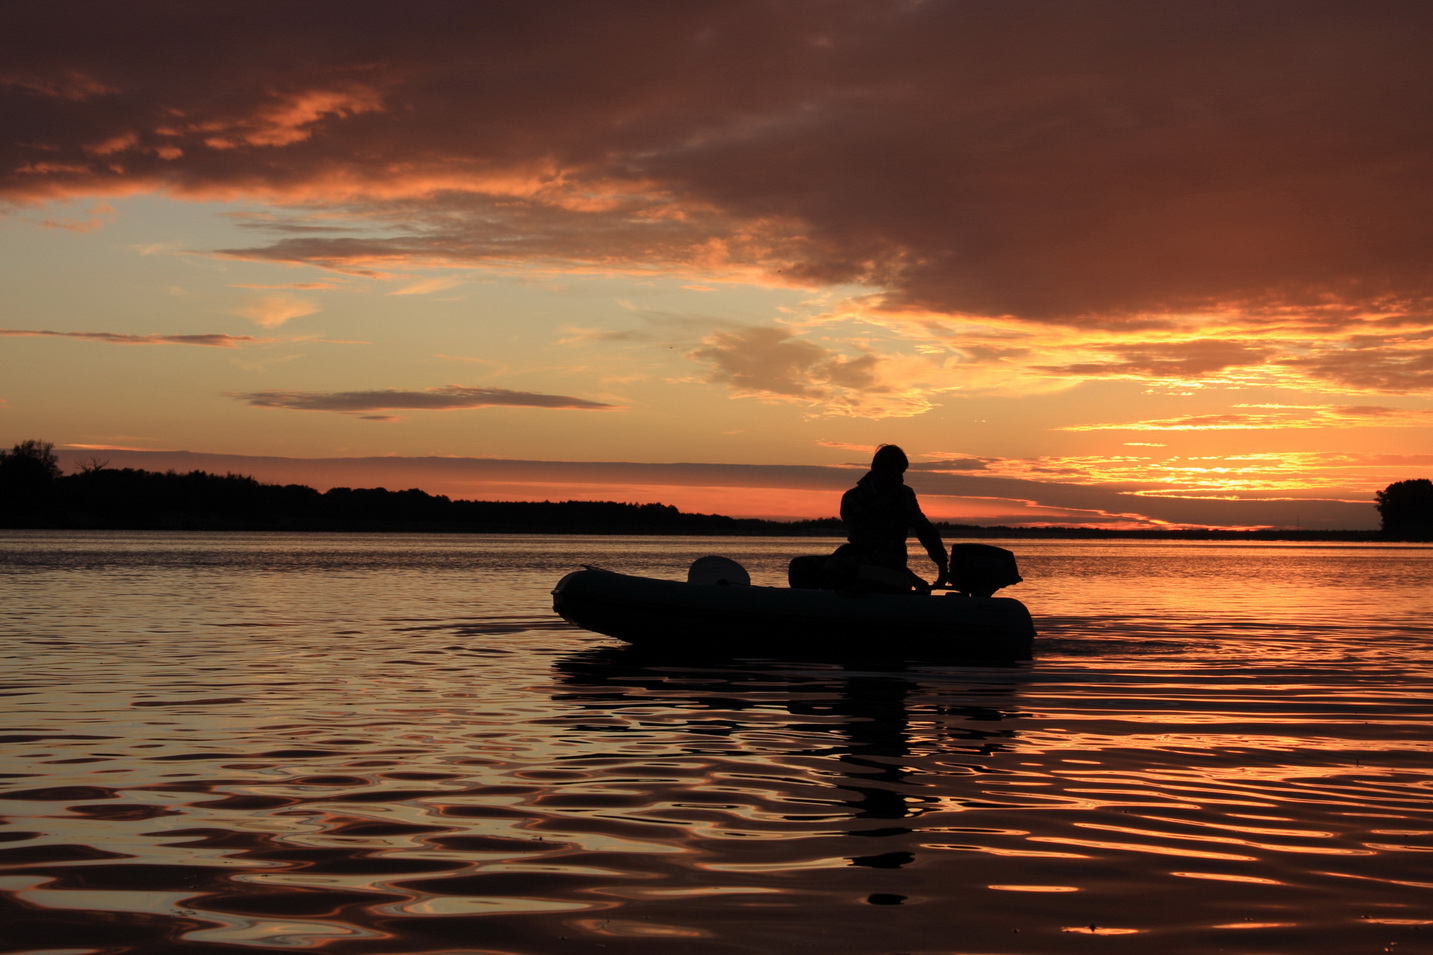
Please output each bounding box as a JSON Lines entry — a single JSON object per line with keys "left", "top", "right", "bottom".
{"left": 787, "top": 554, "right": 829, "bottom": 589}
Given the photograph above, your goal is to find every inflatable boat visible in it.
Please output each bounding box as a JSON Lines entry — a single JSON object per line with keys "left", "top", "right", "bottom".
{"left": 552, "top": 550, "right": 1035, "bottom": 661}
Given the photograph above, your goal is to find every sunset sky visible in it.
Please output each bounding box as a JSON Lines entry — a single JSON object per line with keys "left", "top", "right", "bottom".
{"left": 4, "top": 0, "right": 1432, "bottom": 529}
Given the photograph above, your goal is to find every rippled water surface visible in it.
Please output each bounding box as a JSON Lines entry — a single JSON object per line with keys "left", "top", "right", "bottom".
{"left": 2, "top": 531, "right": 1431, "bottom": 954}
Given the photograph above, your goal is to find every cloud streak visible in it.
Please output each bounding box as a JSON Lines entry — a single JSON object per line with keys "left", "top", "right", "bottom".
{"left": 1037, "top": 340, "right": 1275, "bottom": 380}
{"left": 1, "top": 328, "right": 272, "bottom": 347}
{"left": 923, "top": 447, "right": 1432, "bottom": 501}
{"left": 1061, "top": 404, "right": 1433, "bottom": 432}
{"left": 226, "top": 385, "right": 615, "bottom": 416}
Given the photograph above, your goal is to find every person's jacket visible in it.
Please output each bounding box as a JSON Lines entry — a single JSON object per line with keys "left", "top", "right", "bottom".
{"left": 840, "top": 472, "right": 946, "bottom": 570}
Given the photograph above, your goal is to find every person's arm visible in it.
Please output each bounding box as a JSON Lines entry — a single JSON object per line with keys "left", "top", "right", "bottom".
{"left": 905, "top": 489, "right": 948, "bottom": 579}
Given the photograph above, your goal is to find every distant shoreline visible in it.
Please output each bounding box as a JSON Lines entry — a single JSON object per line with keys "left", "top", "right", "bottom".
{"left": 0, "top": 520, "right": 1397, "bottom": 543}
{"left": 0, "top": 460, "right": 1408, "bottom": 542}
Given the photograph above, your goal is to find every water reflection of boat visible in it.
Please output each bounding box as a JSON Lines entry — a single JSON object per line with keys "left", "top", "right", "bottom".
{"left": 547, "top": 639, "right": 1031, "bottom": 906}
{"left": 551, "top": 645, "right": 1028, "bottom": 885}
{"left": 551, "top": 564, "right": 1036, "bottom": 661}
{"left": 552, "top": 646, "right": 1026, "bottom": 773}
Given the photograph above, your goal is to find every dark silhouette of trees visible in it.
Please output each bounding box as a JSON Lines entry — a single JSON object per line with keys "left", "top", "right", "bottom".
{"left": 0, "top": 439, "right": 62, "bottom": 518}
{"left": 1376, "top": 479, "right": 1433, "bottom": 540}
{"left": 0, "top": 445, "right": 759, "bottom": 532}
{"left": 54, "top": 466, "right": 323, "bottom": 528}
{"left": 0, "top": 439, "right": 61, "bottom": 484}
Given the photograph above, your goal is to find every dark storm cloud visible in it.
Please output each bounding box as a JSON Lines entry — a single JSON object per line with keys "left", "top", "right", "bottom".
{"left": 5, "top": 1, "right": 1432, "bottom": 325}
{"left": 227, "top": 385, "right": 614, "bottom": 414}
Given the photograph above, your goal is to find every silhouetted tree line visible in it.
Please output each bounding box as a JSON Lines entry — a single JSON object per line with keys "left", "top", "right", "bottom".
{"left": 2, "top": 439, "right": 1425, "bottom": 539}
{"left": 0, "top": 440, "right": 791, "bottom": 533}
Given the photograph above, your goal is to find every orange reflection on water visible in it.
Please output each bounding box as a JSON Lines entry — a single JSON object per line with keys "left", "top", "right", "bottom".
{"left": 1137, "top": 813, "right": 1332, "bottom": 839}
{"left": 1310, "top": 870, "right": 1433, "bottom": 891}
{"left": 1072, "top": 820, "right": 1373, "bottom": 857}
{"left": 936, "top": 845, "right": 1090, "bottom": 859}
{"left": 1170, "top": 871, "right": 1286, "bottom": 885}
{"left": 573, "top": 917, "right": 710, "bottom": 939}
{"left": 1030, "top": 835, "right": 1254, "bottom": 862}
{"left": 381, "top": 894, "right": 594, "bottom": 917}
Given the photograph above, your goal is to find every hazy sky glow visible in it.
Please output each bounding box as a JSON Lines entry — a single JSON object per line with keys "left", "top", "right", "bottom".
{"left": 5, "top": 0, "right": 1432, "bottom": 529}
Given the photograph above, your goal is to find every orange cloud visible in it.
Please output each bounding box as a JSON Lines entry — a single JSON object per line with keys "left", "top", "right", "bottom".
{"left": 389, "top": 276, "right": 466, "bottom": 296}
{"left": 197, "top": 87, "right": 385, "bottom": 150}
{"left": 688, "top": 324, "right": 956, "bottom": 418}
{"left": 232, "top": 294, "right": 321, "bottom": 328}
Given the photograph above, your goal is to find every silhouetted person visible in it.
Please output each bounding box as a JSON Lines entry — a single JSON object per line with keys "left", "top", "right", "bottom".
{"left": 831, "top": 444, "right": 948, "bottom": 593}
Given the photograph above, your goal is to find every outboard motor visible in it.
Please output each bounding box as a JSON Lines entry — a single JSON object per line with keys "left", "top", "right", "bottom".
{"left": 946, "top": 543, "right": 1023, "bottom": 597}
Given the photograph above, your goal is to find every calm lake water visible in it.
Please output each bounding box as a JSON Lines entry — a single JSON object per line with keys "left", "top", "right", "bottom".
{"left": 2, "top": 531, "right": 1431, "bottom": 955}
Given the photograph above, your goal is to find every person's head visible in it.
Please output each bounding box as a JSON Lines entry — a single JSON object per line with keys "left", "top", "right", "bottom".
{"left": 870, "top": 444, "right": 908, "bottom": 475}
